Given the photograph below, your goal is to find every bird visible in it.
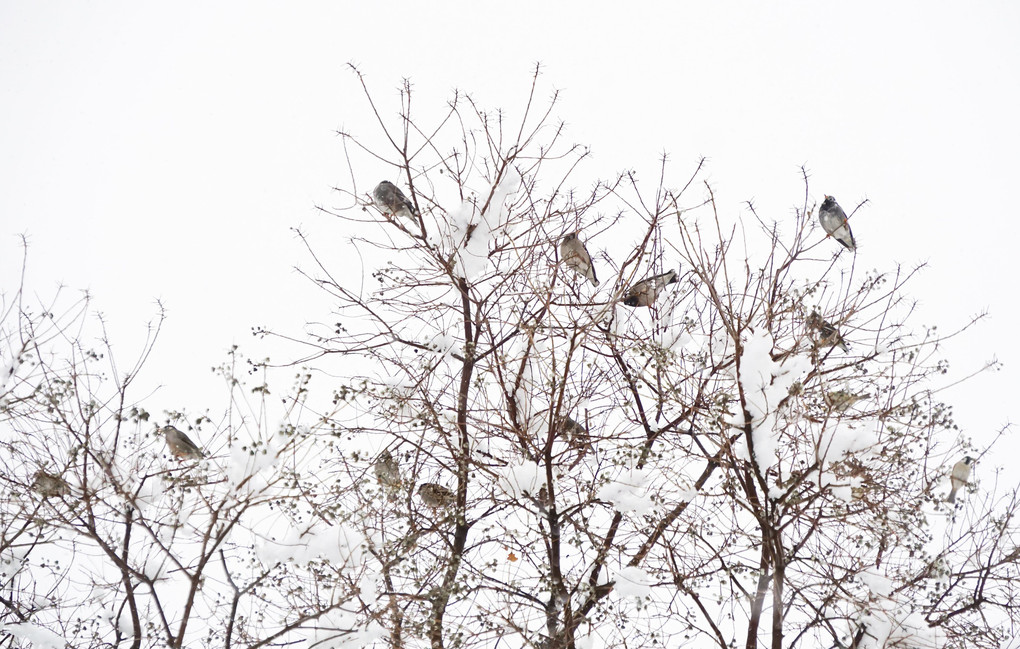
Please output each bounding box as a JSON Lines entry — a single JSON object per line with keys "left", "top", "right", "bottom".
{"left": 622, "top": 270, "right": 679, "bottom": 307}
{"left": 807, "top": 312, "right": 850, "bottom": 353}
{"left": 32, "top": 470, "right": 70, "bottom": 498}
{"left": 818, "top": 196, "right": 857, "bottom": 251}
{"left": 372, "top": 180, "right": 418, "bottom": 220}
{"left": 374, "top": 449, "right": 402, "bottom": 492}
{"left": 559, "top": 232, "right": 598, "bottom": 286}
{"left": 417, "top": 482, "right": 455, "bottom": 509}
{"left": 824, "top": 390, "right": 869, "bottom": 412}
{"left": 557, "top": 414, "right": 590, "bottom": 449}
{"left": 947, "top": 456, "right": 973, "bottom": 503}
{"left": 162, "top": 425, "right": 204, "bottom": 460}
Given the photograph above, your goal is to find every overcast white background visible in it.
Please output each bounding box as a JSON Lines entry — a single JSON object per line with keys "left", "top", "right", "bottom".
{"left": 2, "top": 3, "right": 1017, "bottom": 463}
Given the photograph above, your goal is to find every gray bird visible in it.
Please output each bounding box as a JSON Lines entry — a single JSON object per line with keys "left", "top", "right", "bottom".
{"left": 162, "top": 425, "right": 204, "bottom": 460}
{"left": 559, "top": 232, "right": 598, "bottom": 286}
{"left": 622, "top": 270, "right": 678, "bottom": 307}
{"left": 824, "top": 390, "right": 869, "bottom": 412}
{"left": 947, "top": 456, "right": 973, "bottom": 503}
{"left": 807, "top": 312, "right": 850, "bottom": 353}
{"left": 417, "top": 482, "right": 455, "bottom": 509}
{"left": 32, "top": 470, "right": 70, "bottom": 498}
{"left": 372, "top": 180, "right": 418, "bottom": 220}
{"left": 818, "top": 196, "right": 857, "bottom": 251}
{"left": 374, "top": 449, "right": 402, "bottom": 492}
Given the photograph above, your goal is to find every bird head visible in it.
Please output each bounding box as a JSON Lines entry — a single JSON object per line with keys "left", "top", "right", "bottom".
{"left": 622, "top": 295, "right": 639, "bottom": 307}
{"left": 964, "top": 456, "right": 973, "bottom": 465}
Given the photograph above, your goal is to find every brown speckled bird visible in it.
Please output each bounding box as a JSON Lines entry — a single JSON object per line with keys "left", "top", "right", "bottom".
{"left": 417, "top": 482, "right": 455, "bottom": 509}
{"left": 162, "top": 425, "right": 204, "bottom": 460}
{"left": 622, "top": 270, "right": 678, "bottom": 307}
{"left": 559, "top": 232, "right": 598, "bottom": 286}
{"left": 558, "top": 415, "right": 590, "bottom": 449}
{"left": 824, "top": 390, "right": 868, "bottom": 412}
{"left": 807, "top": 312, "right": 850, "bottom": 353}
{"left": 32, "top": 470, "right": 70, "bottom": 498}
{"left": 374, "top": 449, "right": 402, "bottom": 492}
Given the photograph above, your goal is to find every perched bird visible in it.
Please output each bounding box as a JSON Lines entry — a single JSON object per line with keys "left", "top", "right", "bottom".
{"left": 559, "top": 232, "right": 598, "bottom": 286}
{"left": 947, "top": 456, "right": 973, "bottom": 503}
{"left": 818, "top": 196, "right": 857, "bottom": 251}
{"left": 622, "top": 270, "right": 679, "bottom": 307}
{"left": 824, "top": 390, "right": 869, "bottom": 413}
{"left": 162, "top": 425, "right": 204, "bottom": 460}
{"left": 32, "top": 470, "right": 70, "bottom": 498}
{"left": 417, "top": 482, "right": 455, "bottom": 509}
{"left": 372, "top": 180, "right": 418, "bottom": 220}
{"left": 536, "top": 484, "right": 549, "bottom": 508}
{"left": 374, "top": 449, "right": 402, "bottom": 492}
{"left": 557, "top": 414, "right": 590, "bottom": 449}
{"left": 807, "top": 312, "right": 850, "bottom": 353}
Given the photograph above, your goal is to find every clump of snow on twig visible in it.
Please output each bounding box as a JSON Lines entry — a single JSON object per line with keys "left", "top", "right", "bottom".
{"left": 499, "top": 462, "right": 546, "bottom": 500}
{"left": 737, "top": 329, "right": 811, "bottom": 473}
{"left": 613, "top": 566, "right": 653, "bottom": 598}
{"left": 1, "top": 623, "right": 66, "bottom": 649}
{"left": 598, "top": 468, "right": 655, "bottom": 514}
{"left": 449, "top": 167, "right": 522, "bottom": 279}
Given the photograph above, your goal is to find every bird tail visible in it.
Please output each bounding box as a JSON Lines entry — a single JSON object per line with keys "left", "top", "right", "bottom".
{"left": 948, "top": 488, "right": 957, "bottom": 503}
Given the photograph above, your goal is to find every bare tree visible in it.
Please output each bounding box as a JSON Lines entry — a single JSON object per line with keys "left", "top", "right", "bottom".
{"left": 0, "top": 240, "right": 368, "bottom": 647}
{"left": 274, "top": 66, "right": 1017, "bottom": 649}
{"left": 2, "top": 68, "right": 1017, "bottom": 649}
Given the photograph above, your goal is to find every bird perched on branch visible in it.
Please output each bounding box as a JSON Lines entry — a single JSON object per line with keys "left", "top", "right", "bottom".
{"left": 417, "top": 482, "right": 455, "bottom": 509}
{"left": 947, "top": 456, "right": 973, "bottom": 503}
{"left": 824, "top": 390, "right": 869, "bottom": 412}
{"left": 807, "top": 312, "right": 850, "bottom": 353}
{"left": 557, "top": 414, "right": 591, "bottom": 449}
{"left": 374, "top": 449, "right": 402, "bottom": 492}
{"left": 818, "top": 196, "right": 857, "bottom": 251}
{"left": 32, "top": 470, "right": 70, "bottom": 498}
{"left": 622, "top": 270, "right": 678, "bottom": 307}
{"left": 162, "top": 425, "right": 205, "bottom": 460}
{"left": 559, "top": 232, "right": 598, "bottom": 286}
{"left": 372, "top": 180, "right": 418, "bottom": 220}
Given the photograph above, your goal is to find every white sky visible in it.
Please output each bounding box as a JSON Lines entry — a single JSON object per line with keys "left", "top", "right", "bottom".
{"left": 2, "top": 2, "right": 1018, "bottom": 461}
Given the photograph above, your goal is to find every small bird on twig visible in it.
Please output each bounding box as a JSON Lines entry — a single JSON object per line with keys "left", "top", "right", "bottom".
{"left": 818, "top": 196, "right": 857, "bottom": 251}
{"left": 417, "top": 482, "right": 455, "bottom": 509}
{"left": 373, "top": 181, "right": 419, "bottom": 220}
{"left": 32, "top": 470, "right": 70, "bottom": 498}
{"left": 824, "top": 390, "right": 869, "bottom": 412}
{"left": 558, "top": 415, "right": 591, "bottom": 449}
{"left": 622, "top": 270, "right": 678, "bottom": 307}
{"left": 947, "top": 456, "right": 973, "bottom": 503}
{"left": 162, "top": 425, "right": 205, "bottom": 460}
{"left": 559, "top": 232, "right": 598, "bottom": 286}
{"left": 374, "top": 449, "right": 402, "bottom": 493}
{"left": 807, "top": 312, "right": 850, "bottom": 353}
